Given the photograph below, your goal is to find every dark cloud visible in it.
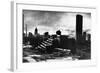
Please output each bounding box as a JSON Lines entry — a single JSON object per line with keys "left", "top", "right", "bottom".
{"left": 23, "top": 10, "right": 65, "bottom": 30}
{"left": 23, "top": 10, "right": 91, "bottom": 34}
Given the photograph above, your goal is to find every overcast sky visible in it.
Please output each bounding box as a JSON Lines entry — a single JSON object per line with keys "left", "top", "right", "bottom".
{"left": 23, "top": 10, "right": 91, "bottom": 35}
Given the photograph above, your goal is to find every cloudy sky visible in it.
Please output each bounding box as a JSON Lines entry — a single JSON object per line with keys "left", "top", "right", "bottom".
{"left": 23, "top": 10, "right": 91, "bottom": 35}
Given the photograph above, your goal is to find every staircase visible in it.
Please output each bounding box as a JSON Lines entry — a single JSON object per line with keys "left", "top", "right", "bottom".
{"left": 35, "top": 37, "right": 54, "bottom": 50}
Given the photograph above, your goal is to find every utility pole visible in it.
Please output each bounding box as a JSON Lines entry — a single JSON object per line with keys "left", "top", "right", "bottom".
{"left": 26, "top": 24, "right": 27, "bottom": 37}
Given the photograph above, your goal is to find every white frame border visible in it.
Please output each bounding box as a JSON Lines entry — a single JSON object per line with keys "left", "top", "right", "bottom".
{"left": 11, "top": 1, "right": 97, "bottom": 72}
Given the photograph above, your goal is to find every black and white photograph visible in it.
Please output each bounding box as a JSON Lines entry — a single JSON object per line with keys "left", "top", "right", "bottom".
{"left": 22, "top": 10, "right": 91, "bottom": 63}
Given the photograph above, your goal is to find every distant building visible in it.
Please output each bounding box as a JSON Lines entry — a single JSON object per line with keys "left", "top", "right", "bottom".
{"left": 34, "top": 27, "right": 38, "bottom": 35}
{"left": 56, "top": 30, "right": 61, "bottom": 35}
{"left": 82, "top": 32, "right": 91, "bottom": 41}
{"left": 83, "top": 32, "right": 87, "bottom": 41}
{"left": 34, "top": 27, "right": 40, "bottom": 36}
{"left": 28, "top": 32, "right": 33, "bottom": 38}
{"left": 87, "top": 34, "right": 91, "bottom": 41}
{"left": 43, "top": 32, "right": 50, "bottom": 41}
{"left": 76, "top": 14, "right": 83, "bottom": 41}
